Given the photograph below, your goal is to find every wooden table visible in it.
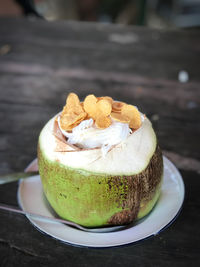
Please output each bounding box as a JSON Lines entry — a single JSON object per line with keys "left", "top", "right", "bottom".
{"left": 0, "top": 17, "right": 199, "bottom": 266}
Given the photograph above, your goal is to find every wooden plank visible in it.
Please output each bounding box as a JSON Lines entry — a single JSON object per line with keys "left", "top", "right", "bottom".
{"left": 0, "top": 18, "right": 199, "bottom": 81}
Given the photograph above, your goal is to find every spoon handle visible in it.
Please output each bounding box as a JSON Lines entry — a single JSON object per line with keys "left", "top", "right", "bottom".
{"left": 0, "top": 172, "right": 38, "bottom": 184}
{"left": 0, "top": 203, "right": 87, "bottom": 231}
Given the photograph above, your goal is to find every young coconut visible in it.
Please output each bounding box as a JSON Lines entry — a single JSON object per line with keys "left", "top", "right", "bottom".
{"left": 38, "top": 93, "right": 163, "bottom": 227}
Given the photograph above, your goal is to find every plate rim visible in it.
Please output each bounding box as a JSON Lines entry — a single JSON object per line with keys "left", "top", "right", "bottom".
{"left": 17, "top": 156, "right": 185, "bottom": 248}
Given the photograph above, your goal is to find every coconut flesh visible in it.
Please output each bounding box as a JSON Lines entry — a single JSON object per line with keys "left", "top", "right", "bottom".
{"left": 38, "top": 114, "right": 163, "bottom": 227}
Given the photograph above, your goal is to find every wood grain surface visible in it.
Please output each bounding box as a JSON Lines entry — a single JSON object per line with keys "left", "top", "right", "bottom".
{"left": 0, "top": 17, "right": 200, "bottom": 267}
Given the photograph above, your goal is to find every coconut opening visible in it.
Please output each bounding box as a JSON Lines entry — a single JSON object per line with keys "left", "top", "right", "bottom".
{"left": 56, "top": 93, "right": 146, "bottom": 156}
{"left": 39, "top": 113, "right": 157, "bottom": 175}
{"left": 53, "top": 113, "right": 145, "bottom": 156}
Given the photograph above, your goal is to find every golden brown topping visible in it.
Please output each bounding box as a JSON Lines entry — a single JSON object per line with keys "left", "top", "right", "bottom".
{"left": 112, "top": 102, "right": 125, "bottom": 113}
{"left": 83, "top": 94, "right": 98, "bottom": 119}
{"left": 96, "top": 99, "right": 112, "bottom": 117}
{"left": 60, "top": 93, "right": 87, "bottom": 131}
{"left": 60, "top": 93, "right": 142, "bottom": 131}
{"left": 97, "top": 96, "right": 113, "bottom": 105}
{"left": 121, "top": 104, "right": 141, "bottom": 129}
{"left": 111, "top": 112, "right": 130, "bottom": 123}
{"left": 95, "top": 115, "right": 112, "bottom": 129}
{"left": 60, "top": 112, "right": 87, "bottom": 131}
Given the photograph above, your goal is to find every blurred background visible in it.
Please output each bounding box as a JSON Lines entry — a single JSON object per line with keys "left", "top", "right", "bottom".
{"left": 0, "top": 0, "right": 200, "bottom": 29}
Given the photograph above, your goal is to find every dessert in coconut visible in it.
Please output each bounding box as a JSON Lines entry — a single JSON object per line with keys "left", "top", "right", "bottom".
{"left": 38, "top": 93, "right": 163, "bottom": 227}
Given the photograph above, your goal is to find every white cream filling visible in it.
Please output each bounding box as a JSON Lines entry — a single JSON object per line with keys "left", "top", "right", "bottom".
{"left": 58, "top": 117, "right": 132, "bottom": 157}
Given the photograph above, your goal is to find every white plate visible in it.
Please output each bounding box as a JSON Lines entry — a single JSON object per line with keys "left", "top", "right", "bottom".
{"left": 17, "top": 156, "right": 184, "bottom": 248}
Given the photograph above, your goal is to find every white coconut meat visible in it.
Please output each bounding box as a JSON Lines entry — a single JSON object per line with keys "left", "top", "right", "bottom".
{"left": 58, "top": 117, "right": 132, "bottom": 157}
{"left": 39, "top": 115, "right": 157, "bottom": 175}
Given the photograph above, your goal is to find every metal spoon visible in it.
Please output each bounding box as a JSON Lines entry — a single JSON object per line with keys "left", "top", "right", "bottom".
{"left": 0, "top": 203, "right": 125, "bottom": 233}
{"left": 0, "top": 172, "right": 38, "bottom": 184}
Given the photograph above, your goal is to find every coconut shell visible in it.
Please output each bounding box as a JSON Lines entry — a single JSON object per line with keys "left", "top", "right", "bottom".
{"left": 38, "top": 115, "right": 163, "bottom": 227}
{"left": 108, "top": 145, "right": 163, "bottom": 225}
{"left": 38, "top": 144, "right": 163, "bottom": 227}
